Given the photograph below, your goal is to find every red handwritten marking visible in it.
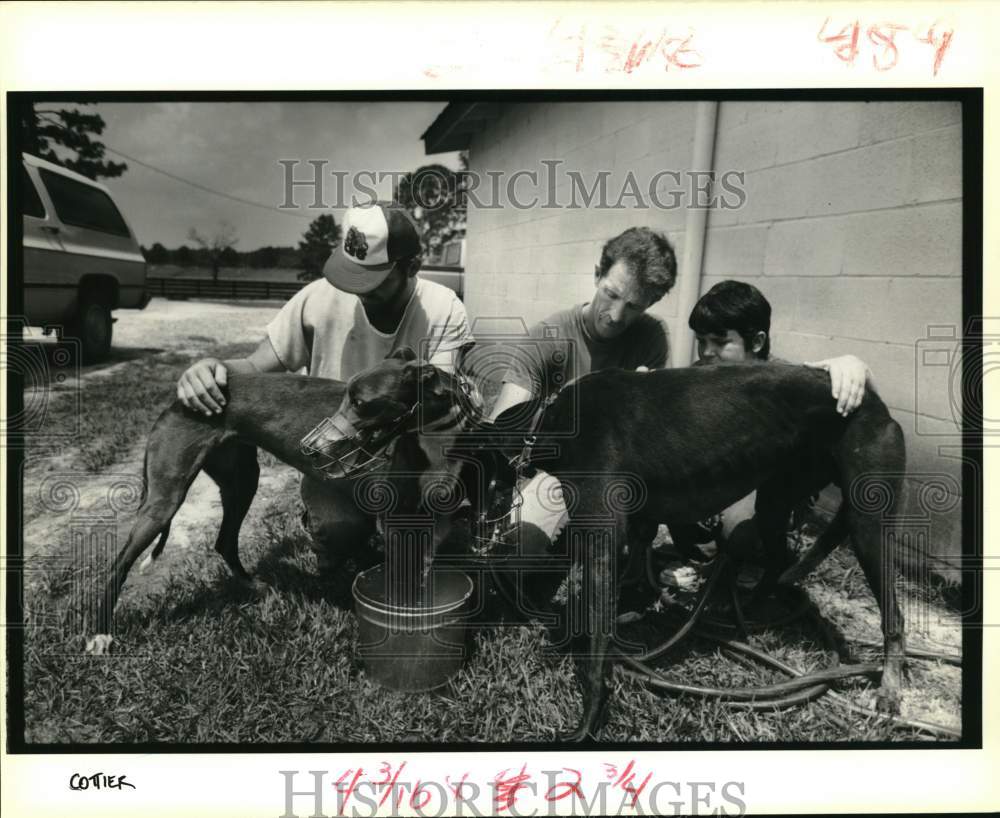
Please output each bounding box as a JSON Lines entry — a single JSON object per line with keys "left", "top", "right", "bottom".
{"left": 375, "top": 761, "right": 407, "bottom": 808}
{"left": 548, "top": 20, "right": 701, "bottom": 73}
{"left": 545, "top": 768, "right": 584, "bottom": 802}
{"left": 868, "top": 22, "right": 907, "bottom": 72}
{"left": 663, "top": 33, "right": 703, "bottom": 69}
{"left": 410, "top": 781, "right": 432, "bottom": 809}
{"left": 914, "top": 23, "right": 954, "bottom": 76}
{"left": 818, "top": 17, "right": 861, "bottom": 65}
{"left": 595, "top": 24, "right": 626, "bottom": 72}
{"left": 549, "top": 18, "right": 587, "bottom": 72}
{"left": 446, "top": 773, "right": 472, "bottom": 799}
{"left": 818, "top": 16, "right": 954, "bottom": 75}
{"left": 624, "top": 31, "right": 663, "bottom": 73}
{"left": 604, "top": 760, "right": 652, "bottom": 807}
{"left": 494, "top": 764, "right": 531, "bottom": 813}
{"left": 333, "top": 769, "right": 364, "bottom": 817}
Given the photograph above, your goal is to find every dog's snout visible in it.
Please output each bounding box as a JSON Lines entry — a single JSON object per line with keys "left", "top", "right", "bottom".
{"left": 301, "top": 412, "right": 358, "bottom": 456}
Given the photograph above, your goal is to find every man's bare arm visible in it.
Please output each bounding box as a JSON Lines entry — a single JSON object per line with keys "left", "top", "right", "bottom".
{"left": 177, "top": 336, "right": 285, "bottom": 416}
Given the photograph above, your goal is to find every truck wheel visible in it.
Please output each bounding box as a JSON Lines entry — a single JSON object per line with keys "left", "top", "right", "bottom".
{"left": 67, "top": 297, "right": 113, "bottom": 363}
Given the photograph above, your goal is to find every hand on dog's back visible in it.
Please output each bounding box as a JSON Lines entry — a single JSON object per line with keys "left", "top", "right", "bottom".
{"left": 177, "top": 357, "right": 229, "bottom": 416}
{"left": 177, "top": 336, "right": 287, "bottom": 416}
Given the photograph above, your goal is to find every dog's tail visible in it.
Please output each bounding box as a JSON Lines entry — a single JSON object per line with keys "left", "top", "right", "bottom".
{"left": 778, "top": 504, "right": 849, "bottom": 585}
{"left": 134, "top": 445, "right": 173, "bottom": 570}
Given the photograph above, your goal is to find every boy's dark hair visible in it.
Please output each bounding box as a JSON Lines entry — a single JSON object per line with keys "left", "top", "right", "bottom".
{"left": 597, "top": 227, "right": 677, "bottom": 304}
{"left": 688, "top": 280, "right": 772, "bottom": 359}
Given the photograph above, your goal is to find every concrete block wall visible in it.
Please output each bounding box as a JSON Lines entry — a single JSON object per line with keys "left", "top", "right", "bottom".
{"left": 705, "top": 101, "right": 963, "bottom": 579}
{"left": 465, "top": 101, "right": 697, "bottom": 342}
{"left": 461, "top": 101, "right": 964, "bottom": 578}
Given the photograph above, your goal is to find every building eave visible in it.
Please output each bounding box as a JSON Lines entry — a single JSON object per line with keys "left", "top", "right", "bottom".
{"left": 422, "top": 102, "right": 503, "bottom": 154}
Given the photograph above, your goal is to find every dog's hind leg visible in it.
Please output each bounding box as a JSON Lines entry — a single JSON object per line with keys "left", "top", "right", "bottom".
{"left": 841, "top": 418, "right": 906, "bottom": 713}
{"left": 88, "top": 408, "right": 223, "bottom": 654}
{"left": 847, "top": 504, "right": 905, "bottom": 713}
{"left": 202, "top": 439, "right": 263, "bottom": 593}
{"left": 560, "top": 485, "right": 623, "bottom": 743}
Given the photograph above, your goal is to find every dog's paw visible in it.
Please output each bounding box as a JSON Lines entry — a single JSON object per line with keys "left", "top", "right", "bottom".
{"left": 235, "top": 577, "right": 269, "bottom": 598}
{"left": 776, "top": 562, "right": 804, "bottom": 586}
{"left": 85, "top": 634, "right": 113, "bottom": 655}
{"left": 615, "top": 610, "right": 644, "bottom": 626}
{"left": 875, "top": 688, "right": 902, "bottom": 715}
{"left": 557, "top": 725, "right": 596, "bottom": 744}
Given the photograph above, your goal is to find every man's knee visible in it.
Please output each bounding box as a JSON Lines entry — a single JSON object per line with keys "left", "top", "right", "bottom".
{"left": 299, "top": 476, "right": 375, "bottom": 568}
{"left": 515, "top": 471, "right": 569, "bottom": 545}
{"left": 301, "top": 476, "right": 368, "bottom": 526}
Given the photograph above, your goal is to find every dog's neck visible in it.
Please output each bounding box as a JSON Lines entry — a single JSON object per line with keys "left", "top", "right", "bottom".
{"left": 386, "top": 371, "right": 485, "bottom": 504}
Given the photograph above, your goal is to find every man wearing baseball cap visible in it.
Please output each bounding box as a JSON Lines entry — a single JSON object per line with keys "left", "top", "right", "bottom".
{"left": 178, "top": 201, "right": 471, "bottom": 403}
{"left": 176, "top": 201, "right": 473, "bottom": 571}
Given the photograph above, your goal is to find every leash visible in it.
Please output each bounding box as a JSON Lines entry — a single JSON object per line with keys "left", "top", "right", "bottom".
{"left": 466, "top": 390, "right": 563, "bottom": 555}
{"left": 506, "top": 391, "right": 560, "bottom": 476}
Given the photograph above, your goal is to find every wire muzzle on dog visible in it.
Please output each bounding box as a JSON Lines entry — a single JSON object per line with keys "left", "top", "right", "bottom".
{"left": 300, "top": 402, "right": 420, "bottom": 479}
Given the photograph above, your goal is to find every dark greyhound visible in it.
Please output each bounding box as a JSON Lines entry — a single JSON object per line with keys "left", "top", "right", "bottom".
{"left": 494, "top": 359, "right": 906, "bottom": 741}
{"left": 85, "top": 347, "right": 481, "bottom": 655}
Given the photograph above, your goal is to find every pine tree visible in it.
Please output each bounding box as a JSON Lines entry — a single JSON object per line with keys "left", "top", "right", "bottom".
{"left": 298, "top": 214, "right": 342, "bottom": 281}
{"left": 19, "top": 102, "right": 127, "bottom": 180}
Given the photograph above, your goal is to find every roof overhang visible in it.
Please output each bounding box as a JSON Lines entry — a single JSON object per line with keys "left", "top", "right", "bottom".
{"left": 422, "top": 102, "right": 503, "bottom": 154}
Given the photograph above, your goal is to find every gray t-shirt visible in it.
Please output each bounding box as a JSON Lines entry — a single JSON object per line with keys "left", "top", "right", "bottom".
{"left": 503, "top": 302, "right": 669, "bottom": 397}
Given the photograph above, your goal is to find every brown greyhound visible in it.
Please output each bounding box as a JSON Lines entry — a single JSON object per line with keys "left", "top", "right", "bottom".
{"left": 85, "top": 347, "right": 481, "bottom": 655}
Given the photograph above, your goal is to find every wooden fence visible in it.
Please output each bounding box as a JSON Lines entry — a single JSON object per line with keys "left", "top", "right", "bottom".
{"left": 146, "top": 266, "right": 463, "bottom": 301}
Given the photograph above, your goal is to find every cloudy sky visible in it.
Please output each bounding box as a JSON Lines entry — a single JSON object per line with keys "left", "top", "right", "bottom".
{"left": 77, "top": 101, "right": 459, "bottom": 249}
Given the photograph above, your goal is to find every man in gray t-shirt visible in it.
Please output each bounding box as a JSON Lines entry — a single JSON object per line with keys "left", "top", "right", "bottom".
{"left": 501, "top": 301, "right": 669, "bottom": 400}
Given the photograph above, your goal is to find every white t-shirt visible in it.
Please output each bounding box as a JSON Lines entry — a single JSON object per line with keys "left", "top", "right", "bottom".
{"left": 266, "top": 277, "right": 472, "bottom": 380}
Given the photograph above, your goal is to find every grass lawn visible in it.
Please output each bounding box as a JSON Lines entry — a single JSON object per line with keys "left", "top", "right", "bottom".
{"left": 18, "top": 342, "right": 963, "bottom": 745}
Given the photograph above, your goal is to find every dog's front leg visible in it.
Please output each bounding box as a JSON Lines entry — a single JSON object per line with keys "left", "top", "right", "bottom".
{"left": 752, "top": 486, "right": 797, "bottom": 596}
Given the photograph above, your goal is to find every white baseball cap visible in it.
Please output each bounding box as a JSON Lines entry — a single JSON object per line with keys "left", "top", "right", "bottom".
{"left": 323, "top": 201, "right": 423, "bottom": 294}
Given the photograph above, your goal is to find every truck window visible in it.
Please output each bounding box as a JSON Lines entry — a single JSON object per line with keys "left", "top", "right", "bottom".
{"left": 21, "top": 166, "right": 46, "bottom": 218}
{"left": 38, "top": 168, "right": 131, "bottom": 237}
{"left": 443, "top": 241, "right": 462, "bottom": 266}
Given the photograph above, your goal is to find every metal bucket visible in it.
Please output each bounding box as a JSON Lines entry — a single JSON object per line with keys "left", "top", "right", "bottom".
{"left": 352, "top": 565, "right": 475, "bottom": 692}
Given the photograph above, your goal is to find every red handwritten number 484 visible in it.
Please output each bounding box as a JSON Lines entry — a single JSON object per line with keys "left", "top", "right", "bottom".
{"left": 817, "top": 18, "right": 953, "bottom": 75}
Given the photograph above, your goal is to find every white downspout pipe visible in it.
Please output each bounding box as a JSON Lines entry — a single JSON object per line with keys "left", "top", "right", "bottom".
{"left": 672, "top": 100, "right": 720, "bottom": 368}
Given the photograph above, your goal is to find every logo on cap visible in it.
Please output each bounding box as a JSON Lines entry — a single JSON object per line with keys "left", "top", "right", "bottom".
{"left": 344, "top": 226, "right": 369, "bottom": 260}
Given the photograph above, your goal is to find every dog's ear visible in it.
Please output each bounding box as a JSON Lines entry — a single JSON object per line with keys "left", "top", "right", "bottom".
{"left": 402, "top": 361, "right": 446, "bottom": 394}
{"left": 387, "top": 346, "right": 417, "bottom": 362}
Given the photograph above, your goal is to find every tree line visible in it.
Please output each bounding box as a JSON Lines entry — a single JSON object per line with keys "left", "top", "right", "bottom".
{"left": 141, "top": 212, "right": 343, "bottom": 281}
{"left": 141, "top": 241, "right": 302, "bottom": 270}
